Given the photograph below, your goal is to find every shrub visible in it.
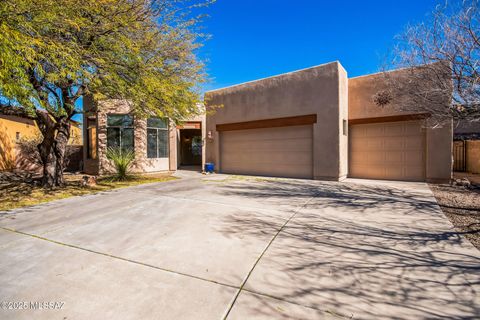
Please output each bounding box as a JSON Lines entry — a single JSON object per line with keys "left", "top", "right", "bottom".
{"left": 16, "top": 134, "right": 42, "bottom": 166}
{"left": 106, "top": 147, "right": 135, "bottom": 181}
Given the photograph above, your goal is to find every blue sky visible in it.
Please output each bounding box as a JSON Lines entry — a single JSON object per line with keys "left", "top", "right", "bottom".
{"left": 72, "top": 1, "right": 439, "bottom": 122}
{"left": 197, "top": 0, "right": 439, "bottom": 92}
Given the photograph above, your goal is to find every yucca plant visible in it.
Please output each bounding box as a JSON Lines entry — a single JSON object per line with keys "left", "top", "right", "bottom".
{"left": 106, "top": 147, "right": 135, "bottom": 181}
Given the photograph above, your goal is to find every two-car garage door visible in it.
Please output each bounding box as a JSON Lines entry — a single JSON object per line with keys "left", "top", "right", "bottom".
{"left": 349, "top": 120, "right": 425, "bottom": 181}
{"left": 218, "top": 119, "right": 425, "bottom": 182}
{"left": 220, "top": 125, "right": 313, "bottom": 179}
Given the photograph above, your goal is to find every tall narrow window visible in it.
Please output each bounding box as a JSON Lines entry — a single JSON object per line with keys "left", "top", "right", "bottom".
{"left": 343, "top": 119, "right": 348, "bottom": 136}
{"left": 106, "top": 114, "right": 134, "bottom": 151}
{"left": 86, "top": 116, "right": 98, "bottom": 159}
{"left": 147, "top": 118, "right": 169, "bottom": 158}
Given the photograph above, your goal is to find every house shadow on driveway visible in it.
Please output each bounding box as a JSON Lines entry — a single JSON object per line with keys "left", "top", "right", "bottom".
{"left": 216, "top": 179, "right": 480, "bottom": 319}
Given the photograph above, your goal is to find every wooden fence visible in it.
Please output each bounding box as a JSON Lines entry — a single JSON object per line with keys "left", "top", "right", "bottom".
{"left": 454, "top": 140, "right": 480, "bottom": 173}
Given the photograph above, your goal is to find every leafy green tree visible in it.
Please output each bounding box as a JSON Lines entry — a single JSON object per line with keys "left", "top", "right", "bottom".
{"left": 0, "top": 0, "right": 209, "bottom": 187}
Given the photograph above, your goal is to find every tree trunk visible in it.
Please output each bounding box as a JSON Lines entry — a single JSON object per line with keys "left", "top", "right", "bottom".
{"left": 35, "top": 111, "right": 57, "bottom": 188}
{"left": 39, "top": 142, "right": 56, "bottom": 187}
{"left": 54, "top": 118, "right": 71, "bottom": 187}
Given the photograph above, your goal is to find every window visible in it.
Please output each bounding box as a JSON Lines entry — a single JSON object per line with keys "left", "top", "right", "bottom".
{"left": 86, "top": 116, "right": 97, "bottom": 159}
{"left": 147, "top": 118, "right": 169, "bottom": 158}
{"left": 343, "top": 119, "right": 348, "bottom": 136}
{"left": 106, "top": 114, "right": 134, "bottom": 151}
{"left": 192, "top": 136, "right": 202, "bottom": 156}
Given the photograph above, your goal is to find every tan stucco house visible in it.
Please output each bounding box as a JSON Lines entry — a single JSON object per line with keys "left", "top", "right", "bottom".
{"left": 82, "top": 97, "right": 205, "bottom": 175}
{"left": 83, "top": 61, "right": 453, "bottom": 182}
{"left": 205, "top": 61, "right": 453, "bottom": 183}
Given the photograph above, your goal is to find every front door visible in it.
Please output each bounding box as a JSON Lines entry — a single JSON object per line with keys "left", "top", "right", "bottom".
{"left": 180, "top": 129, "right": 202, "bottom": 165}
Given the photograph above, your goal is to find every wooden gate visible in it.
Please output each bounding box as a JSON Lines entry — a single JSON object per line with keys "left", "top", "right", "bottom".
{"left": 453, "top": 141, "right": 466, "bottom": 172}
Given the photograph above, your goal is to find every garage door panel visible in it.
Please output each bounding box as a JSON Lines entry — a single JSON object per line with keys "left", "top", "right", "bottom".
{"left": 383, "top": 137, "right": 404, "bottom": 149}
{"left": 221, "top": 163, "right": 312, "bottom": 179}
{"left": 366, "top": 138, "right": 383, "bottom": 150}
{"left": 384, "top": 123, "right": 405, "bottom": 136}
{"left": 349, "top": 126, "right": 364, "bottom": 138}
{"left": 223, "top": 162, "right": 311, "bottom": 171}
{"left": 349, "top": 120, "right": 425, "bottom": 181}
{"left": 222, "top": 151, "right": 312, "bottom": 164}
{"left": 222, "top": 139, "right": 312, "bottom": 152}
{"left": 405, "top": 152, "right": 424, "bottom": 164}
{"left": 385, "top": 151, "right": 403, "bottom": 162}
{"left": 405, "top": 121, "right": 423, "bottom": 133}
{"left": 220, "top": 125, "right": 313, "bottom": 179}
{"left": 405, "top": 137, "right": 423, "bottom": 149}
{"left": 366, "top": 126, "right": 385, "bottom": 137}
{"left": 223, "top": 128, "right": 312, "bottom": 141}
{"left": 405, "top": 166, "right": 424, "bottom": 179}
{"left": 350, "top": 150, "right": 368, "bottom": 161}
{"left": 385, "top": 167, "right": 405, "bottom": 180}
{"left": 367, "top": 152, "right": 385, "bottom": 164}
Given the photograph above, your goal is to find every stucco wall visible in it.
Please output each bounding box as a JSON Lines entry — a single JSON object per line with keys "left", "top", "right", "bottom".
{"left": 205, "top": 61, "right": 346, "bottom": 180}
{"left": 82, "top": 98, "right": 206, "bottom": 175}
{"left": 0, "top": 115, "right": 82, "bottom": 172}
{"left": 84, "top": 99, "right": 176, "bottom": 175}
{"left": 426, "top": 118, "right": 453, "bottom": 182}
{"left": 0, "top": 115, "right": 38, "bottom": 145}
{"left": 0, "top": 116, "right": 35, "bottom": 170}
{"left": 338, "top": 64, "right": 349, "bottom": 179}
{"left": 349, "top": 73, "right": 419, "bottom": 119}
{"left": 349, "top": 71, "right": 452, "bottom": 182}
{"left": 0, "top": 115, "right": 82, "bottom": 146}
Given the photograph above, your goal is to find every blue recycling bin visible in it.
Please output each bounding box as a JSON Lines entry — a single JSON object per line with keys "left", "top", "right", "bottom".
{"left": 205, "top": 162, "right": 215, "bottom": 173}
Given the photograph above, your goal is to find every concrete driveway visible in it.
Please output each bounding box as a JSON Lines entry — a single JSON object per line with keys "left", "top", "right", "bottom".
{"left": 0, "top": 173, "right": 479, "bottom": 319}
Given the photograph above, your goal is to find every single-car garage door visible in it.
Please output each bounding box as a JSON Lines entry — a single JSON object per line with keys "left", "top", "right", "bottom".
{"left": 349, "top": 120, "right": 425, "bottom": 181}
{"left": 220, "top": 125, "right": 313, "bottom": 179}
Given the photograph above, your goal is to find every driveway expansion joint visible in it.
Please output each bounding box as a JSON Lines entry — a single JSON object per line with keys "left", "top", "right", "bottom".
{"left": 136, "top": 193, "right": 288, "bottom": 213}
{"left": 239, "top": 288, "right": 352, "bottom": 319}
{"left": 222, "top": 194, "right": 318, "bottom": 319}
{"left": 0, "top": 226, "right": 238, "bottom": 290}
{"left": 1, "top": 225, "right": 339, "bottom": 316}
{"left": 2, "top": 178, "right": 478, "bottom": 319}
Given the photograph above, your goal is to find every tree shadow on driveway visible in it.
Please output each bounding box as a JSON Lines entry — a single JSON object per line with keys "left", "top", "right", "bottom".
{"left": 216, "top": 179, "right": 480, "bottom": 319}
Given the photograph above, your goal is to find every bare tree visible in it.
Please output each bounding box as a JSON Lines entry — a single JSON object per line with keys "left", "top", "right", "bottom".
{"left": 378, "top": 0, "right": 480, "bottom": 125}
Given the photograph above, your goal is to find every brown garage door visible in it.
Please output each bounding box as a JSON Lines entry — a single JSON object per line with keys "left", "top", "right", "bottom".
{"left": 220, "top": 125, "right": 313, "bottom": 178}
{"left": 349, "top": 120, "right": 425, "bottom": 181}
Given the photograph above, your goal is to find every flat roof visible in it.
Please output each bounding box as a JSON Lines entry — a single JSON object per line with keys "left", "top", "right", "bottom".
{"left": 206, "top": 61, "right": 340, "bottom": 94}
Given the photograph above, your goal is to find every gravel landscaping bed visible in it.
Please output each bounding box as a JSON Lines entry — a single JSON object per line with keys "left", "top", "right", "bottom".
{"left": 430, "top": 183, "right": 480, "bottom": 250}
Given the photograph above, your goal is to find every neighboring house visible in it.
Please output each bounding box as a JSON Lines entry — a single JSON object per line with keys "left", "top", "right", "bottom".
{"left": 453, "top": 121, "right": 480, "bottom": 173}
{"left": 82, "top": 97, "right": 205, "bottom": 175}
{"left": 0, "top": 114, "right": 82, "bottom": 171}
{"left": 205, "top": 61, "right": 452, "bottom": 183}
